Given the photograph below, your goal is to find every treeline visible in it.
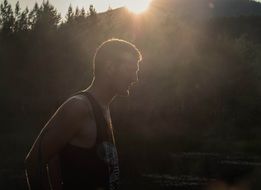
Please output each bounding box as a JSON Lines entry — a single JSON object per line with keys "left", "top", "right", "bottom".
{"left": 0, "top": 0, "right": 100, "bottom": 120}
{"left": 0, "top": 0, "right": 97, "bottom": 34}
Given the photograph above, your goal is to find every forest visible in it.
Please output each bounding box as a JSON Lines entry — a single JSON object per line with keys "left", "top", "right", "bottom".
{"left": 1, "top": 0, "right": 261, "bottom": 189}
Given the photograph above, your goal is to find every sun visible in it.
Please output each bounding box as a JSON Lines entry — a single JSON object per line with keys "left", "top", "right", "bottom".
{"left": 124, "top": 0, "right": 152, "bottom": 14}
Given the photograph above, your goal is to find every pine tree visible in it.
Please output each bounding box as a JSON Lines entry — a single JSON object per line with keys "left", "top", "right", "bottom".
{"left": 89, "top": 5, "right": 96, "bottom": 17}
{"left": 14, "top": 1, "right": 21, "bottom": 32}
{"left": 74, "top": 6, "right": 86, "bottom": 23}
{"left": 18, "top": 7, "right": 29, "bottom": 32}
{"left": 75, "top": 6, "right": 80, "bottom": 18}
{"left": 36, "top": 1, "right": 61, "bottom": 29}
{"left": 28, "top": 3, "right": 39, "bottom": 30}
{"left": 80, "top": 7, "right": 86, "bottom": 17}
{"left": 0, "top": 0, "right": 15, "bottom": 34}
{"left": 77, "top": 7, "right": 86, "bottom": 23}
{"left": 14, "top": 1, "right": 20, "bottom": 18}
{"left": 65, "top": 4, "right": 74, "bottom": 24}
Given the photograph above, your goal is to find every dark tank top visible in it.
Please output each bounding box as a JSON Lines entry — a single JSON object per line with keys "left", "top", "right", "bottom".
{"left": 59, "top": 91, "right": 120, "bottom": 190}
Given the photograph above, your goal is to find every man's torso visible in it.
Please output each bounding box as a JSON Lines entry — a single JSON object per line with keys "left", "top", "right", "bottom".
{"left": 57, "top": 92, "right": 120, "bottom": 190}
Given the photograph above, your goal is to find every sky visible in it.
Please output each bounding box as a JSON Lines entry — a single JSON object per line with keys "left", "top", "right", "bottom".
{"left": 4, "top": 0, "right": 125, "bottom": 17}
{"left": 3, "top": 0, "right": 261, "bottom": 18}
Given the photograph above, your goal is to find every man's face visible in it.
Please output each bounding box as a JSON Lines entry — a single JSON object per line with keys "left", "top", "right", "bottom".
{"left": 113, "top": 60, "right": 139, "bottom": 97}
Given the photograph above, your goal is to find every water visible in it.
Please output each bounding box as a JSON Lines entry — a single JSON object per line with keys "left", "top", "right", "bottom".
{"left": 1, "top": 152, "right": 261, "bottom": 190}
{"left": 138, "top": 152, "right": 261, "bottom": 189}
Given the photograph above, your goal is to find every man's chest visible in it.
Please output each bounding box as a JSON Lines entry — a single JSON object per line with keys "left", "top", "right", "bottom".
{"left": 69, "top": 109, "right": 113, "bottom": 148}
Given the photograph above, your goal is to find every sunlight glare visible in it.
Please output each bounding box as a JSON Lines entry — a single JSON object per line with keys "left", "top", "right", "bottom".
{"left": 124, "top": 0, "right": 152, "bottom": 14}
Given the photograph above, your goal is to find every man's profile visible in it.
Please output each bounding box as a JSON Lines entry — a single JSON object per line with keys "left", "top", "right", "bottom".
{"left": 25, "top": 38, "right": 142, "bottom": 190}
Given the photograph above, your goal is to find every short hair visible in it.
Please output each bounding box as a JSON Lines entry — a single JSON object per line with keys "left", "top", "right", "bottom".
{"left": 93, "top": 38, "right": 142, "bottom": 78}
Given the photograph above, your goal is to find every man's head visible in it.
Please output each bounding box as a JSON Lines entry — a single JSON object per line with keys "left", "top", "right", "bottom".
{"left": 93, "top": 38, "right": 142, "bottom": 96}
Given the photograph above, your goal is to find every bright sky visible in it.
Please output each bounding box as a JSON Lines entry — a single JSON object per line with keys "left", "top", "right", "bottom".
{"left": 4, "top": 0, "right": 261, "bottom": 18}
{"left": 5, "top": 0, "right": 125, "bottom": 17}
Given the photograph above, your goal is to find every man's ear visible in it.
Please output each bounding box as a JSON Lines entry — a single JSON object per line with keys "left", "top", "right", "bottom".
{"left": 104, "top": 60, "right": 115, "bottom": 75}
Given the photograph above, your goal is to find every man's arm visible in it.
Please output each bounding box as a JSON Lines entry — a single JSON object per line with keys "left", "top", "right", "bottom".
{"left": 25, "top": 97, "right": 91, "bottom": 190}
{"left": 48, "top": 155, "right": 63, "bottom": 190}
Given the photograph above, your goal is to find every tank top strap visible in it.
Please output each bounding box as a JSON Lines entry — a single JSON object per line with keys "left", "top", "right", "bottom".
{"left": 73, "top": 91, "right": 109, "bottom": 144}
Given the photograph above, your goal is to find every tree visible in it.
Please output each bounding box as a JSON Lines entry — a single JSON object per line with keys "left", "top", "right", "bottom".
{"left": 75, "top": 6, "right": 80, "bottom": 18}
{"left": 14, "top": 2, "right": 29, "bottom": 33}
{"left": 0, "top": 0, "right": 15, "bottom": 34}
{"left": 65, "top": 4, "right": 74, "bottom": 24}
{"left": 89, "top": 4, "right": 96, "bottom": 17}
{"left": 80, "top": 7, "right": 86, "bottom": 17}
{"left": 73, "top": 7, "right": 87, "bottom": 24}
{"left": 14, "top": 1, "right": 21, "bottom": 22}
{"left": 14, "top": 1, "right": 21, "bottom": 32}
{"left": 19, "top": 7, "right": 29, "bottom": 32}
{"left": 33, "top": 1, "right": 61, "bottom": 31}
{"left": 28, "top": 3, "right": 39, "bottom": 30}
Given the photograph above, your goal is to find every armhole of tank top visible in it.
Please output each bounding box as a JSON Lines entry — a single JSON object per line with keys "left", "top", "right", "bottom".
{"left": 70, "top": 94, "right": 99, "bottom": 147}
{"left": 71, "top": 94, "right": 95, "bottom": 120}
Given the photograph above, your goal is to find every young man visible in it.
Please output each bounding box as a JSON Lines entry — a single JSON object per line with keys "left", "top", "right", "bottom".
{"left": 25, "top": 39, "right": 142, "bottom": 190}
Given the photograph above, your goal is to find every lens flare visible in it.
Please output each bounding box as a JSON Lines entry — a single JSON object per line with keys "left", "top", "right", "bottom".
{"left": 125, "top": 0, "right": 152, "bottom": 14}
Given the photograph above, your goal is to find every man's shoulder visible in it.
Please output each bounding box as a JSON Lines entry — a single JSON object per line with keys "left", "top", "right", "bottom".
{"left": 58, "top": 94, "right": 93, "bottom": 117}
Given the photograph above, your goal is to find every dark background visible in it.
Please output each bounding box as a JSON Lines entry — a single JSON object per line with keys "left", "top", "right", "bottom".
{"left": 1, "top": 0, "right": 261, "bottom": 189}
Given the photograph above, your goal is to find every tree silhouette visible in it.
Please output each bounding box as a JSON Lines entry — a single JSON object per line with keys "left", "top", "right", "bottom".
{"left": 33, "top": 0, "right": 61, "bottom": 31}
{"left": 80, "top": 7, "right": 86, "bottom": 17}
{"left": 75, "top": 6, "right": 80, "bottom": 18}
{"left": 89, "top": 4, "right": 97, "bottom": 16}
{"left": 0, "top": 0, "right": 15, "bottom": 35}
{"left": 65, "top": 4, "right": 74, "bottom": 24}
{"left": 28, "top": 3, "right": 39, "bottom": 29}
{"left": 14, "top": 1, "right": 20, "bottom": 31}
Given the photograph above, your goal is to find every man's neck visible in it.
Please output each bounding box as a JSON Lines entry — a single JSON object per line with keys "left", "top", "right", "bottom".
{"left": 85, "top": 81, "right": 116, "bottom": 109}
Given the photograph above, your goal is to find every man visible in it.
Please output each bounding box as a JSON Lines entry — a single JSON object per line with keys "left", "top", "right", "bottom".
{"left": 25, "top": 38, "right": 142, "bottom": 190}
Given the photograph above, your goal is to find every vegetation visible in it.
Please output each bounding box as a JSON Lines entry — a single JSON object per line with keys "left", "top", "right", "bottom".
{"left": 0, "top": 0, "right": 261, "bottom": 189}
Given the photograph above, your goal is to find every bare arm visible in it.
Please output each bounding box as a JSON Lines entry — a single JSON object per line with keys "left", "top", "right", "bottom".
{"left": 25, "top": 97, "right": 91, "bottom": 190}
{"left": 48, "top": 155, "right": 63, "bottom": 190}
